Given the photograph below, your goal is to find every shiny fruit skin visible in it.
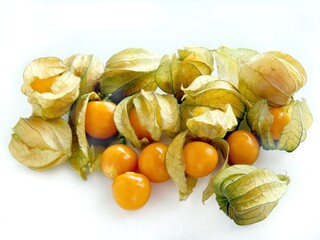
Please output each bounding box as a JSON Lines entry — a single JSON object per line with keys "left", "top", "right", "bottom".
{"left": 138, "top": 142, "right": 170, "bottom": 183}
{"left": 226, "top": 130, "right": 260, "bottom": 165}
{"left": 112, "top": 172, "right": 151, "bottom": 211}
{"left": 183, "top": 141, "right": 219, "bottom": 178}
{"left": 129, "top": 108, "right": 152, "bottom": 141}
{"left": 100, "top": 144, "right": 138, "bottom": 179}
{"left": 269, "top": 107, "right": 291, "bottom": 141}
{"left": 85, "top": 101, "right": 117, "bottom": 139}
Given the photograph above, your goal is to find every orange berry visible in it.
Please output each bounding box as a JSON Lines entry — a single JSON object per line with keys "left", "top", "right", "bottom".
{"left": 85, "top": 101, "right": 117, "bottom": 139}
{"left": 269, "top": 107, "right": 291, "bottom": 141}
{"left": 129, "top": 108, "right": 152, "bottom": 141}
{"left": 112, "top": 172, "right": 151, "bottom": 210}
{"left": 100, "top": 144, "right": 138, "bottom": 178}
{"left": 226, "top": 130, "right": 260, "bottom": 165}
{"left": 31, "top": 75, "right": 58, "bottom": 93}
{"left": 183, "top": 141, "right": 218, "bottom": 178}
{"left": 138, "top": 142, "right": 170, "bottom": 183}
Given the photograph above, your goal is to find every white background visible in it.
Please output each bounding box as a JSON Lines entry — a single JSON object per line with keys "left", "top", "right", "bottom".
{"left": 1, "top": 0, "right": 319, "bottom": 239}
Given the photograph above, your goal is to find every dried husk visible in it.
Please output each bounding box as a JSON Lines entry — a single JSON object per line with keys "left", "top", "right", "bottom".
{"left": 155, "top": 47, "right": 213, "bottom": 100}
{"left": 213, "top": 46, "right": 258, "bottom": 87}
{"left": 64, "top": 54, "right": 104, "bottom": 95}
{"left": 247, "top": 99, "right": 313, "bottom": 151}
{"left": 166, "top": 131, "right": 229, "bottom": 201}
{"left": 180, "top": 76, "right": 249, "bottom": 132}
{"left": 185, "top": 104, "right": 238, "bottom": 140}
{"left": 238, "top": 51, "right": 307, "bottom": 107}
{"left": 202, "top": 138, "right": 230, "bottom": 203}
{"left": 9, "top": 116, "right": 72, "bottom": 170}
{"left": 212, "top": 165, "right": 290, "bottom": 225}
{"left": 113, "top": 90, "right": 181, "bottom": 148}
{"left": 99, "top": 48, "right": 160, "bottom": 103}
{"left": 22, "top": 57, "right": 80, "bottom": 118}
{"left": 165, "top": 131, "right": 190, "bottom": 196}
{"left": 68, "top": 92, "right": 104, "bottom": 180}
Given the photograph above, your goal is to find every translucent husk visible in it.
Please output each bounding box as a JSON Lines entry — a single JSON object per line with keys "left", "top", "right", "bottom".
{"left": 238, "top": 51, "right": 307, "bottom": 107}
{"left": 113, "top": 89, "right": 181, "bottom": 148}
{"left": 214, "top": 47, "right": 307, "bottom": 107}
{"left": 166, "top": 131, "right": 229, "bottom": 201}
{"left": 155, "top": 47, "right": 213, "bottom": 100}
{"left": 246, "top": 99, "right": 313, "bottom": 151}
{"left": 99, "top": 48, "right": 160, "bottom": 103}
{"left": 212, "top": 165, "right": 290, "bottom": 225}
{"left": 180, "top": 76, "right": 249, "bottom": 132}
{"left": 9, "top": 116, "right": 72, "bottom": 170}
{"left": 64, "top": 54, "right": 104, "bottom": 95}
{"left": 185, "top": 104, "right": 238, "bottom": 140}
{"left": 22, "top": 57, "right": 80, "bottom": 118}
{"left": 68, "top": 92, "right": 105, "bottom": 180}
{"left": 213, "top": 46, "right": 258, "bottom": 87}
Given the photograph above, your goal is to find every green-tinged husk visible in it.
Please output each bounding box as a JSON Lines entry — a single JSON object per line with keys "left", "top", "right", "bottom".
{"left": 202, "top": 138, "right": 230, "bottom": 203}
{"left": 247, "top": 99, "right": 313, "bottom": 151}
{"left": 212, "top": 165, "right": 290, "bottom": 225}
{"left": 179, "top": 175, "right": 198, "bottom": 201}
{"left": 99, "top": 48, "right": 160, "bottom": 103}
{"left": 180, "top": 75, "right": 249, "bottom": 133}
{"left": 114, "top": 89, "right": 181, "bottom": 148}
{"left": 214, "top": 47, "right": 307, "bottom": 107}
{"left": 155, "top": 47, "right": 213, "bottom": 100}
{"left": 185, "top": 104, "right": 238, "bottom": 140}
{"left": 238, "top": 51, "right": 307, "bottom": 107}
{"left": 165, "top": 131, "right": 190, "bottom": 196}
{"left": 9, "top": 116, "right": 72, "bottom": 170}
{"left": 64, "top": 54, "right": 104, "bottom": 95}
{"left": 166, "top": 131, "right": 229, "bottom": 201}
{"left": 68, "top": 92, "right": 105, "bottom": 180}
{"left": 213, "top": 46, "right": 258, "bottom": 87}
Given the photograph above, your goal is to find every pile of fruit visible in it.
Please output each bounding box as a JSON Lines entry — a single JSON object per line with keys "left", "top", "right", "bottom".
{"left": 9, "top": 47, "right": 312, "bottom": 225}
